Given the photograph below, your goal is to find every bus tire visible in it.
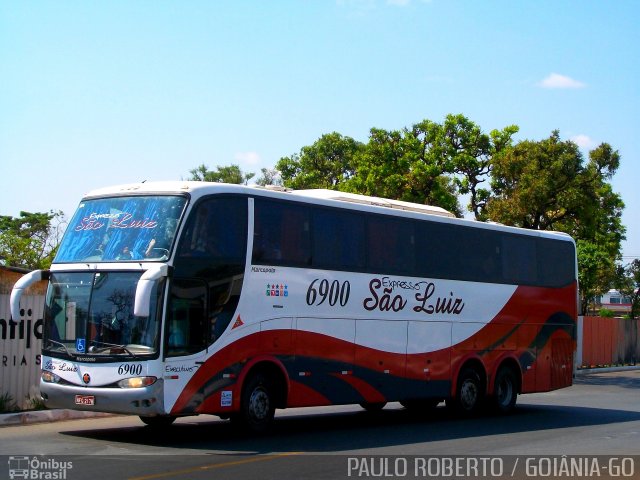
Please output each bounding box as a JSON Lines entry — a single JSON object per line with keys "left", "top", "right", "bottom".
{"left": 492, "top": 366, "right": 518, "bottom": 414}
{"left": 359, "top": 402, "right": 387, "bottom": 412}
{"left": 452, "top": 367, "right": 484, "bottom": 415}
{"left": 236, "top": 372, "right": 275, "bottom": 433}
{"left": 139, "top": 415, "right": 176, "bottom": 427}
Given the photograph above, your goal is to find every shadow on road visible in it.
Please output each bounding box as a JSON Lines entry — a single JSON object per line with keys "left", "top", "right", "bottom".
{"left": 575, "top": 371, "right": 640, "bottom": 389}
{"left": 60, "top": 402, "right": 640, "bottom": 454}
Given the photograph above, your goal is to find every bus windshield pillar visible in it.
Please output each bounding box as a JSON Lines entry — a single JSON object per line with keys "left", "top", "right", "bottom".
{"left": 134, "top": 265, "right": 169, "bottom": 317}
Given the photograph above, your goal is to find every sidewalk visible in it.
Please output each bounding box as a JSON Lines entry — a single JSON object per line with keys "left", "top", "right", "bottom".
{"left": 575, "top": 364, "right": 639, "bottom": 375}
{"left": 0, "top": 409, "right": 113, "bottom": 427}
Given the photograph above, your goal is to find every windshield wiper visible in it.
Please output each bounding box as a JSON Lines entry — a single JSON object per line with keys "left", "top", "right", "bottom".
{"left": 45, "top": 339, "right": 75, "bottom": 358}
{"left": 88, "top": 340, "right": 138, "bottom": 359}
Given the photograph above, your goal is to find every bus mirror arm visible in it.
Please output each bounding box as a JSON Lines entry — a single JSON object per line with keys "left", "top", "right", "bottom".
{"left": 134, "top": 265, "right": 169, "bottom": 317}
{"left": 10, "top": 270, "right": 48, "bottom": 320}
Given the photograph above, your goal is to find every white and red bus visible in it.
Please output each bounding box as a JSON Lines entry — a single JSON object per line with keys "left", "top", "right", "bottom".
{"left": 10, "top": 182, "right": 577, "bottom": 431}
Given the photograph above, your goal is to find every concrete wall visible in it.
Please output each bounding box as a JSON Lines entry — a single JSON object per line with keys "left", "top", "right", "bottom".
{"left": 0, "top": 267, "right": 46, "bottom": 410}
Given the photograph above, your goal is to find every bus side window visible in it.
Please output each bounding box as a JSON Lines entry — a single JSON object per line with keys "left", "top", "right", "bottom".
{"left": 178, "top": 197, "right": 247, "bottom": 261}
{"left": 312, "top": 208, "right": 365, "bottom": 270}
{"left": 502, "top": 235, "right": 537, "bottom": 285}
{"left": 253, "top": 199, "right": 311, "bottom": 266}
{"left": 368, "top": 216, "right": 415, "bottom": 275}
{"left": 166, "top": 279, "right": 207, "bottom": 357}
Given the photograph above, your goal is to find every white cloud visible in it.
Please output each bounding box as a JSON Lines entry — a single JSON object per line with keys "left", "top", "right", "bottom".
{"left": 234, "top": 151, "right": 261, "bottom": 166}
{"left": 538, "top": 73, "right": 586, "bottom": 89}
{"left": 570, "top": 134, "right": 596, "bottom": 149}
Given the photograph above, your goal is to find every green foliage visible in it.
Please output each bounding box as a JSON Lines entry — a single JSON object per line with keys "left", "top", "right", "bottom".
{"left": 276, "top": 115, "right": 518, "bottom": 218}
{"left": 598, "top": 308, "right": 615, "bottom": 318}
{"left": 578, "top": 241, "right": 616, "bottom": 315}
{"left": 0, "top": 392, "right": 19, "bottom": 413}
{"left": 0, "top": 210, "right": 66, "bottom": 269}
{"left": 277, "top": 132, "right": 362, "bottom": 190}
{"left": 344, "top": 124, "right": 462, "bottom": 215}
{"left": 255, "top": 168, "right": 282, "bottom": 187}
{"left": 616, "top": 259, "right": 640, "bottom": 319}
{"left": 26, "top": 394, "right": 47, "bottom": 411}
{"left": 188, "top": 164, "right": 255, "bottom": 184}
{"left": 441, "top": 114, "right": 519, "bottom": 220}
{"left": 488, "top": 131, "right": 588, "bottom": 230}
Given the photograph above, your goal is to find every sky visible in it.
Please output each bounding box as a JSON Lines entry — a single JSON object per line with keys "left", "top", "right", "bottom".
{"left": 1, "top": 0, "right": 638, "bottom": 262}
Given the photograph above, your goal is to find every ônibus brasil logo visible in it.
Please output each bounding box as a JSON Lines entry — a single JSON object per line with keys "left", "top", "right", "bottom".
{"left": 8, "top": 456, "right": 72, "bottom": 479}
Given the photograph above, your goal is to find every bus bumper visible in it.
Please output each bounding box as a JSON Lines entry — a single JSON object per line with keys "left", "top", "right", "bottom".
{"left": 40, "top": 378, "right": 166, "bottom": 416}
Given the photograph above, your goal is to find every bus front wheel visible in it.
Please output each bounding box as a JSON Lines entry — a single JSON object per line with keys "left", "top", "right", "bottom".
{"left": 235, "top": 372, "right": 275, "bottom": 433}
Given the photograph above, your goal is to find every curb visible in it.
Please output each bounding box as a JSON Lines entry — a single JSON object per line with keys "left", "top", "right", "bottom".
{"left": 0, "top": 409, "right": 114, "bottom": 427}
{"left": 575, "top": 365, "right": 640, "bottom": 375}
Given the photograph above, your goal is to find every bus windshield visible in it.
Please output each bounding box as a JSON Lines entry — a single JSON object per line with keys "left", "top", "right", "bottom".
{"left": 43, "top": 271, "right": 163, "bottom": 359}
{"left": 55, "top": 195, "right": 187, "bottom": 263}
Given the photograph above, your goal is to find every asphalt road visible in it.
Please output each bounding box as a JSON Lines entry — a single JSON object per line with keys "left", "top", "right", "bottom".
{"left": 1, "top": 370, "right": 639, "bottom": 480}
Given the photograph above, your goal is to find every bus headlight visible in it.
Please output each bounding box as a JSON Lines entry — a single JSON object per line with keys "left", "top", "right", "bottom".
{"left": 117, "top": 377, "right": 157, "bottom": 388}
{"left": 42, "top": 370, "right": 61, "bottom": 383}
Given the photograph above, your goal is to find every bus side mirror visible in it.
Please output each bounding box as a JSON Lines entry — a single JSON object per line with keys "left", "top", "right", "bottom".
{"left": 134, "top": 265, "right": 169, "bottom": 317}
{"left": 10, "top": 270, "right": 48, "bottom": 320}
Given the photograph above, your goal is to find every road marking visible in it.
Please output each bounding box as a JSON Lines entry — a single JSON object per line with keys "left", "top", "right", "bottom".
{"left": 128, "top": 452, "right": 300, "bottom": 480}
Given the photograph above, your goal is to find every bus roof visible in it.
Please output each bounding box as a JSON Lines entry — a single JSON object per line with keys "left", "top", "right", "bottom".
{"left": 79, "top": 181, "right": 574, "bottom": 243}
{"left": 82, "top": 182, "right": 453, "bottom": 216}
{"left": 290, "top": 189, "right": 455, "bottom": 218}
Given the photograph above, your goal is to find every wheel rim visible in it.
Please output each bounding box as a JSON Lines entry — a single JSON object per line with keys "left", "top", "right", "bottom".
{"left": 248, "top": 387, "right": 270, "bottom": 422}
{"left": 460, "top": 379, "right": 478, "bottom": 410}
{"left": 497, "top": 376, "right": 513, "bottom": 408}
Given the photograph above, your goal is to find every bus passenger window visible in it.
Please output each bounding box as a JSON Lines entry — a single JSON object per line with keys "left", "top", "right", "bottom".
{"left": 313, "top": 208, "right": 365, "bottom": 270}
{"left": 178, "top": 197, "right": 247, "bottom": 262}
{"left": 367, "top": 216, "right": 415, "bottom": 275}
{"left": 502, "top": 235, "right": 537, "bottom": 285}
{"left": 253, "top": 199, "right": 311, "bottom": 266}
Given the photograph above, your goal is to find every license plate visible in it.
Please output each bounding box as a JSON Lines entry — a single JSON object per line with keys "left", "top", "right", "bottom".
{"left": 75, "top": 395, "right": 95, "bottom": 406}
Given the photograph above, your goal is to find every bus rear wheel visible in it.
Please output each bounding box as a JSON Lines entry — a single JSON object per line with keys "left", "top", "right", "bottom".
{"left": 491, "top": 366, "right": 518, "bottom": 413}
{"left": 450, "top": 367, "right": 484, "bottom": 415}
{"left": 234, "top": 372, "right": 276, "bottom": 433}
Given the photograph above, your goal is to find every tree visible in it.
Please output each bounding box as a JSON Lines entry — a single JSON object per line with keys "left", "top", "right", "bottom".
{"left": 255, "top": 168, "right": 282, "bottom": 187}
{"left": 617, "top": 260, "right": 640, "bottom": 319}
{"left": 344, "top": 124, "right": 462, "bottom": 215}
{"left": 577, "top": 241, "right": 616, "bottom": 315}
{"left": 188, "top": 164, "right": 255, "bottom": 184}
{"left": 486, "top": 131, "right": 625, "bottom": 313}
{"left": 275, "top": 116, "right": 517, "bottom": 218}
{"left": 0, "top": 210, "right": 66, "bottom": 270}
{"left": 277, "top": 133, "right": 363, "bottom": 190}
{"left": 441, "top": 114, "right": 519, "bottom": 220}
{"left": 488, "top": 131, "right": 588, "bottom": 230}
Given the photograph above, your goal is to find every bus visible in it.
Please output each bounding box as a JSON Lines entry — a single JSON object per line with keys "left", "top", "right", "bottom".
{"left": 10, "top": 181, "right": 578, "bottom": 431}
